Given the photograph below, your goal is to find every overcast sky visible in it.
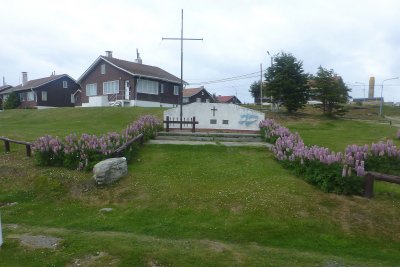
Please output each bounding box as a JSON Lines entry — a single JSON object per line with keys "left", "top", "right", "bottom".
{"left": 1, "top": 0, "right": 400, "bottom": 103}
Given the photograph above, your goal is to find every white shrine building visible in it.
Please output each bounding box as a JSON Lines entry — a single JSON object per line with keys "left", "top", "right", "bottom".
{"left": 164, "top": 103, "right": 265, "bottom": 132}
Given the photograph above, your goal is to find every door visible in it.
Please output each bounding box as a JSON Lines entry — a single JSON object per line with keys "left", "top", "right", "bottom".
{"left": 125, "top": 80, "right": 130, "bottom": 100}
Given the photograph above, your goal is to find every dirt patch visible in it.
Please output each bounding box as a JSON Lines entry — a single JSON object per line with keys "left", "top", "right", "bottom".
{"left": 200, "top": 239, "right": 230, "bottom": 253}
{"left": 11, "top": 234, "right": 62, "bottom": 249}
{"left": 68, "top": 251, "right": 119, "bottom": 267}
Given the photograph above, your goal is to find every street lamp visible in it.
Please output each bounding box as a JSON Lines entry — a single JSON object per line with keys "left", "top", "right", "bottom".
{"left": 380, "top": 77, "right": 399, "bottom": 117}
{"left": 267, "top": 51, "right": 273, "bottom": 110}
{"left": 355, "top": 82, "right": 366, "bottom": 100}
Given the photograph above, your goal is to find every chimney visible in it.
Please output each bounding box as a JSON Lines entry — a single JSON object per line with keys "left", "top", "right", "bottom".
{"left": 22, "top": 72, "right": 28, "bottom": 86}
{"left": 105, "top": 51, "right": 113, "bottom": 58}
{"left": 368, "top": 76, "right": 375, "bottom": 98}
{"left": 135, "top": 48, "right": 142, "bottom": 64}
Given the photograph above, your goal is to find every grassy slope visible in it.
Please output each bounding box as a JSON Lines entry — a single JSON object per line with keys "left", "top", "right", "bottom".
{"left": 0, "top": 106, "right": 400, "bottom": 266}
{"left": 0, "top": 107, "right": 164, "bottom": 141}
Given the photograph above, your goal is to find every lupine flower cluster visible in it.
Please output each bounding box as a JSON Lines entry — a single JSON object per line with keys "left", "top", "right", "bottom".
{"left": 397, "top": 129, "right": 400, "bottom": 139}
{"left": 261, "top": 118, "right": 400, "bottom": 178}
{"left": 124, "top": 115, "right": 162, "bottom": 141}
{"left": 259, "top": 119, "right": 291, "bottom": 143}
{"left": 32, "top": 115, "right": 162, "bottom": 170}
{"left": 260, "top": 119, "right": 367, "bottom": 194}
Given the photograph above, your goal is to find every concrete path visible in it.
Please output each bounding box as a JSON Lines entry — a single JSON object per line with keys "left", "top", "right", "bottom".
{"left": 148, "top": 139, "right": 272, "bottom": 148}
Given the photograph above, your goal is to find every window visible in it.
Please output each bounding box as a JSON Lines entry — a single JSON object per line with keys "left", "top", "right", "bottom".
{"left": 42, "top": 91, "right": 47, "bottom": 101}
{"left": 27, "top": 91, "right": 35, "bottom": 101}
{"left": 86, "top": 83, "right": 97, "bottom": 96}
{"left": 173, "top": 85, "right": 179, "bottom": 95}
{"left": 137, "top": 79, "right": 159, "bottom": 95}
{"left": 71, "top": 94, "right": 75, "bottom": 104}
{"left": 183, "top": 97, "right": 189, "bottom": 103}
{"left": 101, "top": 64, "right": 106, "bottom": 74}
{"left": 103, "top": 80, "right": 119, "bottom": 94}
{"left": 223, "top": 120, "right": 229, "bottom": 125}
{"left": 206, "top": 99, "right": 210, "bottom": 103}
{"left": 63, "top": 81, "right": 68, "bottom": 88}
{"left": 160, "top": 84, "right": 164, "bottom": 94}
{"left": 210, "top": 119, "right": 217, "bottom": 124}
{"left": 196, "top": 98, "right": 201, "bottom": 103}
{"left": 19, "top": 93, "right": 26, "bottom": 102}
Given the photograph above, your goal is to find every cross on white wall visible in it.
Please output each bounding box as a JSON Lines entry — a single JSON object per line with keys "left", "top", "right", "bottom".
{"left": 211, "top": 106, "right": 218, "bottom": 117}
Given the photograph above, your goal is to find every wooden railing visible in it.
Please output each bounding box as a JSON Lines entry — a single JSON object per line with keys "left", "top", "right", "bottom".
{"left": 364, "top": 171, "right": 400, "bottom": 198}
{"left": 163, "top": 116, "right": 199, "bottom": 132}
{"left": 112, "top": 133, "right": 144, "bottom": 157}
{"left": 0, "top": 137, "right": 32, "bottom": 157}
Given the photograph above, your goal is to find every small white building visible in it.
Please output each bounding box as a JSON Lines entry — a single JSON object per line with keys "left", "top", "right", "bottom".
{"left": 164, "top": 103, "right": 265, "bottom": 132}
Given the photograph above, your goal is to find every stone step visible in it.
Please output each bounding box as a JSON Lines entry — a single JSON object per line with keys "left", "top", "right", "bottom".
{"left": 157, "top": 131, "right": 260, "bottom": 138}
{"left": 156, "top": 132, "right": 262, "bottom": 142}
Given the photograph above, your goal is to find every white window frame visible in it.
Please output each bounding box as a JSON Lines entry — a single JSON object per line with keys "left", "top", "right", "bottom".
{"left": 183, "top": 97, "right": 189, "bottom": 103}
{"left": 63, "top": 81, "right": 68, "bottom": 88}
{"left": 137, "top": 79, "right": 159, "bottom": 95}
{"left": 160, "top": 84, "right": 164, "bottom": 94}
{"left": 101, "top": 64, "right": 106, "bottom": 75}
{"left": 86, "top": 83, "right": 97, "bottom": 96}
{"left": 19, "top": 93, "right": 26, "bottom": 102}
{"left": 71, "top": 94, "right": 75, "bottom": 104}
{"left": 42, "top": 91, "right": 47, "bottom": 101}
{"left": 173, "top": 85, "right": 179, "bottom": 95}
{"left": 27, "top": 91, "right": 35, "bottom": 101}
{"left": 103, "top": 80, "right": 119, "bottom": 95}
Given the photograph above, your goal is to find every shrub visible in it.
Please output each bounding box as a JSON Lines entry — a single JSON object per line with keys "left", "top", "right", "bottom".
{"left": 260, "top": 118, "right": 400, "bottom": 195}
{"left": 260, "top": 118, "right": 368, "bottom": 195}
{"left": 32, "top": 115, "right": 162, "bottom": 170}
{"left": 4, "top": 92, "right": 21, "bottom": 110}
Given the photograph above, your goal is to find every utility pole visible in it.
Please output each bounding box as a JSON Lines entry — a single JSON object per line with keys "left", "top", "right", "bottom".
{"left": 260, "top": 63, "right": 263, "bottom": 107}
{"left": 162, "top": 9, "right": 203, "bottom": 130}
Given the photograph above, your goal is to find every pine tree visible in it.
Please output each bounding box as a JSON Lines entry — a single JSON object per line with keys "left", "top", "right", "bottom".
{"left": 265, "top": 52, "right": 310, "bottom": 113}
{"left": 313, "top": 66, "right": 350, "bottom": 115}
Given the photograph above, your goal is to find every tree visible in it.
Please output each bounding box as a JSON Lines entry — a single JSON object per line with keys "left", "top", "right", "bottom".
{"left": 249, "top": 81, "right": 268, "bottom": 104}
{"left": 4, "top": 92, "right": 21, "bottom": 110}
{"left": 313, "top": 66, "right": 350, "bottom": 115}
{"left": 265, "top": 52, "right": 310, "bottom": 113}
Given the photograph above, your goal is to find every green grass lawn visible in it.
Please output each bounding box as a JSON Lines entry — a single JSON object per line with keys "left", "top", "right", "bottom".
{"left": 1, "top": 107, "right": 400, "bottom": 266}
{"left": 0, "top": 107, "right": 164, "bottom": 141}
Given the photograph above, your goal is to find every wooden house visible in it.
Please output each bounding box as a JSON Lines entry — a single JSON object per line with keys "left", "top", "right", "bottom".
{"left": 77, "top": 51, "right": 183, "bottom": 107}
{"left": 183, "top": 86, "right": 215, "bottom": 104}
{"left": 0, "top": 72, "right": 80, "bottom": 108}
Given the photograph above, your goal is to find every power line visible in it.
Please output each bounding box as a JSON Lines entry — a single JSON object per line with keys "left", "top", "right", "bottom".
{"left": 188, "top": 69, "right": 268, "bottom": 85}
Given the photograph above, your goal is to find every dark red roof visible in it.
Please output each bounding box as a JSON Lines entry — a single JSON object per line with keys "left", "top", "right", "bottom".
{"left": 183, "top": 88, "right": 202, "bottom": 97}
{"left": 217, "top": 95, "right": 235, "bottom": 103}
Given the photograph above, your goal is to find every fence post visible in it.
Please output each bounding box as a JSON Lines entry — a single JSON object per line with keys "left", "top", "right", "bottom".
{"left": 26, "top": 144, "right": 31, "bottom": 157}
{"left": 364, "top": 173, "right": 375, "bottom": 198}
{"left": 4, "top": 140, "right": 10, "bottom": 153}
{"left": 166, "top": 116, "right": 170, "bottom": 132}
{"left": 192, "top": 116, "right": 196, "bottom": 133}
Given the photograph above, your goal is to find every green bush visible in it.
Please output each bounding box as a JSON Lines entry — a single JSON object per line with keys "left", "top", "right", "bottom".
{"left": 4, "top": 92, "right": 21, "bottom": 109}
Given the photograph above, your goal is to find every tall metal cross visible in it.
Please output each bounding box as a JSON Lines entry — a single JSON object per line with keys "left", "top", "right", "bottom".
{"left": 162, "top": 9, "right": 203, "bottom": 130}
{"left": 211, "top": 106, "right": 218, "bottom": 117}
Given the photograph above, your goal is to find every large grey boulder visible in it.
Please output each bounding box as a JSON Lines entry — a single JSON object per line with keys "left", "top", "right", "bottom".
{"left": 93, "top": 157, "right": 127, "bottom": 185}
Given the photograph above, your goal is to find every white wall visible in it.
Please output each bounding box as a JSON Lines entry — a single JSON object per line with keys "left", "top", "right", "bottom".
{"left": 82, "top": 96, "right": 109, "bottom": 107}
{"left": 164, "top": 103, "right": 265, "bottom": 131}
